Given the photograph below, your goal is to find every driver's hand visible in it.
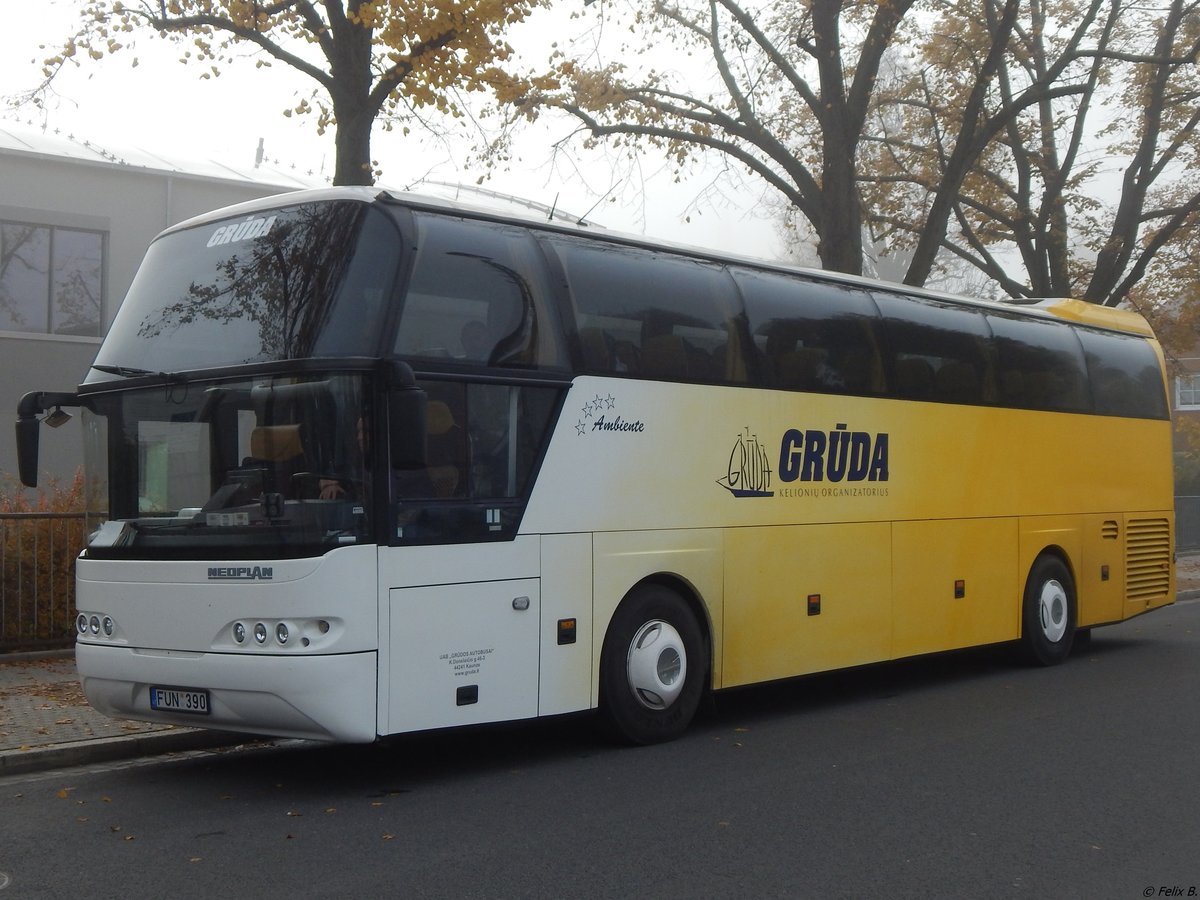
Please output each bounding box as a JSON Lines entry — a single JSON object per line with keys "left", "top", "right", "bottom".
{"left": 319, "top": 479, "right": 346, "bottom": 499}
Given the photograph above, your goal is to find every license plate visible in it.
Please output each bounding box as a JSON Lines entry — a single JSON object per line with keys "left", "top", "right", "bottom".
{"left": 149, "top": 686, "right": 210, "bottom": 715}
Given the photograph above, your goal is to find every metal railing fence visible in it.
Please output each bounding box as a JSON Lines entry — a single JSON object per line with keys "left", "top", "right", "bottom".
{"left": 0, "top": 512, "right": 87, "bottom": 652}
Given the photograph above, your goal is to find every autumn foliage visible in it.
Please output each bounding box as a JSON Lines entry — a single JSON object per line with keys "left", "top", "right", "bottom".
{"left": 527, "top": 0, "right": 1200, "bottom": 309}
{"left": 41, "top": 0, "right": 550, "bottom": 185}
{"left": 0, "top": 470, "right": 87, "bottom": 650}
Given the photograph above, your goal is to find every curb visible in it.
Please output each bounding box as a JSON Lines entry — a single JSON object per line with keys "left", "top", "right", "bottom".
{"left": 0, "top": 728, "right": 252, "bottom": 777}
{"left": 0, "top": 648, "right": 74, "bottom": 663}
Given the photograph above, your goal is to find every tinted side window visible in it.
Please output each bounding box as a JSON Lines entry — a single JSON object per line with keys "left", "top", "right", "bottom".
{"left": 874, "top": 293, "right": 993, "bottom": 405}
{"left": 394, "top": 215, "right": 566, "bottom": 370}
{"left": 546, "top": 237, "right": 747, "bottom": 384}
{"left": 1076, "top": 329, "right": 1169, "bottom": 419}
{"left": 733, "top": 269, "right": 885, "bottom": 395}
{"left": 393, "top": 378, "right": 562, "bottom": 544}
{"left": 985, "top": 312, "right": 1089, "bottom": 412}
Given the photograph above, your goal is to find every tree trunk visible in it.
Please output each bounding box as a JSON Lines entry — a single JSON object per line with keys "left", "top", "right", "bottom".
{"left": 332, "top": 103, "right": 375, "bottom": 186}
{"left": 816, "top": 151, "right": 864, "bottom": 275}
{"left": 811, "top": 0, "right": 864, "bottom": 276}
{"left": 327, "top": 11, "right": 378, "bottom": 188}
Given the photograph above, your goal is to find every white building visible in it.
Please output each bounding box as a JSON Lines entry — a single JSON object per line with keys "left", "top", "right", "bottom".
{"left": 0, "top": 125, "right": 321, "bottom": 489}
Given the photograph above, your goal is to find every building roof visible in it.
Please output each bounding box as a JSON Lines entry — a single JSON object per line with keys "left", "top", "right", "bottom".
{"left": 0, "top": 122, "right": 326, "bottom": 190}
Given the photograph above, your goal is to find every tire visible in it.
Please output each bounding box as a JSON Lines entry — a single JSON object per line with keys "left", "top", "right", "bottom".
{"left": 1020, "top": 554, "right": 1076, "bottom": 666}
{"left": 599, "top": 584, "right": 707, "bottom": 745}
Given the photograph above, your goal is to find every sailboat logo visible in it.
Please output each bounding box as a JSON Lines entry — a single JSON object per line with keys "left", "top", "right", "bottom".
{"left": 717, "top": 428, "right": 774, "bottom": 497}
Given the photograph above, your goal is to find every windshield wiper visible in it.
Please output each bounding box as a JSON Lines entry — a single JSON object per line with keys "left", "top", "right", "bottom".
{"left": 92, "top": 364, "right": 183, "bottom": 381}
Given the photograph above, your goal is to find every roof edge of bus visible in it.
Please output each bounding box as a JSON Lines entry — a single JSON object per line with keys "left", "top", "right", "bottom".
{"left": 160, "top": 186, "right": 383, "bottom": 235}
{"left": 155, "top": 188, "right": 1158, "bottom": 341}
{"left": 158, "top": 185, "right": 603, "bottom": 237}
{"left": 1024, "top": 298, "right": 1155, "bottom": 337}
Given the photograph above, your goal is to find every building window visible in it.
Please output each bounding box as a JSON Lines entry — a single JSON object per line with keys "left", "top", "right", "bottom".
{"left": 1178, "top": 372, "right": 1200, "bottom": 410}
{"left": 0, "top": 219, "right": 104, "bottom": 336}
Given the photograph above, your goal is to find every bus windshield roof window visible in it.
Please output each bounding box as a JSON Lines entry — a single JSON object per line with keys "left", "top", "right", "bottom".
{"left": 82, "top": 372, "right": 374, "bottom": 559}
{"left": 88, "top": 202, "right": 400, "bottom": 378}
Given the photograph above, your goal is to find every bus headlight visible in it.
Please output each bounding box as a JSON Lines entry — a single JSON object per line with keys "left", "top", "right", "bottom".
{"left": 222, "top": 617, "right": 340, "bottom": 650}
{"left": 77, "top": 612, "right": 118, "bottom": 639}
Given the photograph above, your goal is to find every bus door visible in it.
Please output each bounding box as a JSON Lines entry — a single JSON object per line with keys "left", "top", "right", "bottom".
{"left": 381, "top": 378, "right": 562, "bottom": 733}
{"left": 387, "top": 567, "right": 541, "bottom": 733}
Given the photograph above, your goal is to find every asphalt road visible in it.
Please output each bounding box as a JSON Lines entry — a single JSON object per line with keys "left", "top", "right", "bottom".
{"left": 2, "top": 601, "right": 1198, "bottom": 900}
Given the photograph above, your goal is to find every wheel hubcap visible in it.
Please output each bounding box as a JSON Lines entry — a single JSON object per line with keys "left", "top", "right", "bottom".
{"left": 626, "top": 619, "right": 688, "bottom": 711}
{"left": 1038, "top": 579, "right": 1068, "bottom": 643}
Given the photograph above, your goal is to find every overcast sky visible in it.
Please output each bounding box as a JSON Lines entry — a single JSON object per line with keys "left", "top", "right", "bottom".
{"left": 0, "top": 0, "right": 786, "bottom": 259}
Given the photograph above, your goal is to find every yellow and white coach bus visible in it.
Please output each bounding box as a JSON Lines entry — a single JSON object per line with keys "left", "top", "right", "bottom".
{"left": 16, "top": 187, "right": 1175, "bottom": 744}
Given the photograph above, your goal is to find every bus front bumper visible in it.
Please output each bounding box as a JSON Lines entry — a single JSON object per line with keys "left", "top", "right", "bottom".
{"left": 76, "top": 642, "right": 378, "bottom": 743}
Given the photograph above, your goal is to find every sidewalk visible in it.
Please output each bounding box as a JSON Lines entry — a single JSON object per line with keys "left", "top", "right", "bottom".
{"left": 4, "top": 553, "right": 1200, "bottom": 777}
{"left": 0, "top": 652, "right": 255, "bottom": 775}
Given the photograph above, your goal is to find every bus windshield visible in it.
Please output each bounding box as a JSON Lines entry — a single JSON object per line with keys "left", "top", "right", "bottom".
{"left": 82, "top": 371, "right": 373, "bottom": 559}
{"left": 87, "top": 200, "right": 400, "bottom": 377}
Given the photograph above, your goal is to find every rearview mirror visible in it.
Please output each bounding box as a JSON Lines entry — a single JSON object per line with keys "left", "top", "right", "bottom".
{"left": 15, "top": 390, "right": 84, "bottom": 488}
{"left": 15, "top": 415, "right": 41, "bottom": 488}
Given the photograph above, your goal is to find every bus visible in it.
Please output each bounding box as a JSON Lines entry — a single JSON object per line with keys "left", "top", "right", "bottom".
{"left": 15, "top": 187, "right": 1175, "bottom": 745}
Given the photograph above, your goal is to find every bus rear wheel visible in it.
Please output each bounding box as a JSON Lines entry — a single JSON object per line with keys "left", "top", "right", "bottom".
{"left": 1021, "top": 555, "right": 1076, "bottom": 666}
{"left": 600, "top": 585, "right": 706, "bottom": 745}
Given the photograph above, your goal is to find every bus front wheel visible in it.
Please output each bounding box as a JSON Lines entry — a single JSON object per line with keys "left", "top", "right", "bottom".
{"left": 600, "top": 585, "right": 706, "bottom": 745}
{"left": 1021, "top": 555, "right": 1076, "bottom": 666}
